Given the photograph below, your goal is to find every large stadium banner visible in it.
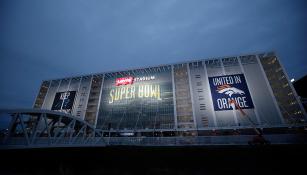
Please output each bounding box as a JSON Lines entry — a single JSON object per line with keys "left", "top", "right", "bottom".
{"left": 107, "top": 75, "right": 163, "bottom": 104}
{"left": 97, "top": 68, "right": 175, "bottom": 129}
{"left": 208, "top": 74, "right": 254, "bottom": 111}
{"left": 51, "top": 91, "right": 76, "bottom": 111}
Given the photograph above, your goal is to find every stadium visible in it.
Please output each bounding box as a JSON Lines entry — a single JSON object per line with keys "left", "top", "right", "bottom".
{"left": 29, "top": 51, "right": 306, "bottom": 140}
{"left": 1, "top": 52, "right": 307, "bottom": 175}
{"left": 1, "top": 51, "right": 306, "bottom": 150}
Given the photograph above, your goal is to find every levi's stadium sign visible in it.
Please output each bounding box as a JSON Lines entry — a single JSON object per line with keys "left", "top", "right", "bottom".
{"left": 115, "top": 76, "right": 134, "bottom": 86}
{"left": 115, "top": 76, "right": 156, "bottom": 86}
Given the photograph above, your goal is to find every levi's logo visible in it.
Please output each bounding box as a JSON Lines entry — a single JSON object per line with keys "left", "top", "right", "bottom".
{"left": 115, "top": 76, "right": 134, "bottom": 86}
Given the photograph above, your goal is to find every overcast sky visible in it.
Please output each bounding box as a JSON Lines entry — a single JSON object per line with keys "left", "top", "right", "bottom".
{"left": 0, "top": 0, "right": 306, "bottom": 108}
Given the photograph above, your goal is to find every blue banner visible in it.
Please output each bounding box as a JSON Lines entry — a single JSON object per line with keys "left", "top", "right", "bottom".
{"left": 208, "top": 74, "right": 254, "bottom": 111}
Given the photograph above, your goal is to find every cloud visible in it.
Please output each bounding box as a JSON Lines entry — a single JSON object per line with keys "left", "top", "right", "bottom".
{"left": 0, "top": 0, "right": 306, "bottom": 108}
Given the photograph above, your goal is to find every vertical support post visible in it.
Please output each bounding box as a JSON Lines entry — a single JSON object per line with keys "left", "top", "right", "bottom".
{"left": 83, "top": 75, "right": 94, "bottom": 121}
{"left": 237, "top": 56, "right": 261, "bottom": 125}
{"left": 30, "top": 114, "right": 43, "bottom": 144}
{"left": 3, "top": 113, "right": 18, "bottom": 144}
{"left": 94, "top": 74, "right": 105, "bottom": 127}
{"left": 203, "top": 62, "right": 217, "bottom": 127}
{"left": 42, "top": 113, "right": 52, "bottom": 145}
{"left": 171, "top": 65, "right": 178, "bottom": 129}
{"left": 187, "top": 63, "right": 198, "bottom": 131}
{"left": 19, "top": 114, "right": 30, "bottom": 146}
{"left": 69, "top": 119, "right": 76, "bottom": 144}
{"left": 72, "top": 77, "right": 83, "bottom": 117}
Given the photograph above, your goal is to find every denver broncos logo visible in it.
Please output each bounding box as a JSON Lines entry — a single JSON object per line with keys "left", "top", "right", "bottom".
{"left": 216, "top": 84, "right": 245, "bottom": 97}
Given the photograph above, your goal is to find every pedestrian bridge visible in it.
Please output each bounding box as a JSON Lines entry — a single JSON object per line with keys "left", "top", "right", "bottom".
{"left": 0, "top": 109, "right": 106, "bottom": 149}
{"left": 1, "top": 109, "right": 306, "bottom": 149}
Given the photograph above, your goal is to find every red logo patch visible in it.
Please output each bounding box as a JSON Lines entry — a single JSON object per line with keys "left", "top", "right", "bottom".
{"left": 115, "top": 76, "right": 134, "bottom": 86}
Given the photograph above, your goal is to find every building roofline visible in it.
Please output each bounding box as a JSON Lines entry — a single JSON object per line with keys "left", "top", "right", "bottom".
{"left": 42, "top": 51, "right": 275, "bottom": 82}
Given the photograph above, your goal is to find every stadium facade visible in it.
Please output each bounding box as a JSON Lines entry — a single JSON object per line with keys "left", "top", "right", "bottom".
{"left": 33, "top": 52, "right": 307, "bottom": 136}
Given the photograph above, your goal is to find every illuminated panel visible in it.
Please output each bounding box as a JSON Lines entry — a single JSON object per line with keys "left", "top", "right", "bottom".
{"left": 108, "top": 84, "right": 161, "bottom": 104}
{"left": 97, "top": 66, "right": 174, "bottom": 130}
{"left": 115, "top": 76, "right": 134, "bottom": 86}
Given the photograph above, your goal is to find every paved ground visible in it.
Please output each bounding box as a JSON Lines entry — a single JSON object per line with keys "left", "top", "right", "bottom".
{"left": 1, "top": 145, "right": 306, "bottom": 175}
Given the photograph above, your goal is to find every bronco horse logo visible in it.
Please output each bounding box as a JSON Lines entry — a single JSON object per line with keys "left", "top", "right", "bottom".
{"left": 216, "top": 84, "right": 245, "bottom": 97}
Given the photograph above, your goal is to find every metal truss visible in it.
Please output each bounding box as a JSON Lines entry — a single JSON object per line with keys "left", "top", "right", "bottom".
{"left": 0, "top": 109, "right": 106, "bottom": 149}
{"left": 1, "top": 109, "right": 306, "bottom": 149}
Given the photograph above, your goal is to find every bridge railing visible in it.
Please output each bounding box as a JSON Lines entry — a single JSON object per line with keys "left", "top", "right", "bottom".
{"left": 103, "top": 134, "right": 307, "bottom": 146}
{"left": 1, "top": 109, "right": 307, "bottom": 149}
